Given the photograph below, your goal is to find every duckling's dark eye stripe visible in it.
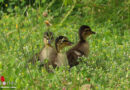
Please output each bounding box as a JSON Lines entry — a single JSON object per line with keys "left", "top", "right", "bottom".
{"left": 63, "top": 40, "right": 68, "bottom": 42}
{"left": 45, "top": 35, "right": 53, "bottom": 39}
{"left": 44, "top": 32, "right": 53, "bottom": 39}
{"left": 59, "top": 36, "right": 64, "bottom": 39}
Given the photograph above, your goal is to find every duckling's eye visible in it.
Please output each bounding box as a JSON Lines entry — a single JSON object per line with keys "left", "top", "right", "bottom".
{"left": 63, "top": 40, "right": 68, "bottom": 42}
{"left": 85, "top": 30, "right": 91, "bottom": 33}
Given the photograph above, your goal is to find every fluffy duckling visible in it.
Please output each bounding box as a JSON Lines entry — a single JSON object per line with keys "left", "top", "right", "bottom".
{"left": 38, "top": 31, "right": 57, "bottom": 67}
{"left": 29, "top": 31, "right": 56, "bottom": 68}
{"left": 67, "top": 25, "right": 96, "bottom": 67}
{"left": 54, "top": 36, "right": 73, "bottom": 67}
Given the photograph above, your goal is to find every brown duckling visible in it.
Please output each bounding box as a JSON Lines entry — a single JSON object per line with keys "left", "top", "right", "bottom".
{"left": 29, "top": 31, "right": 56, "bottom": 68}
{"left": 54, "top": 36, "right": 73, "bottom": 67}
{"left": 38, "top": 31, "right": 57, "bottom": 68}
{"left": 67, "top": 25, "right": 96, "bottom": 67}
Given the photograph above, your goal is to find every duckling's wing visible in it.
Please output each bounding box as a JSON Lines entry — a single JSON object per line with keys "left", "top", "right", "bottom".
{"left": 55, "top": 53, "right": 69, "bottom": 67}
{"left": 67, "top": 50, "right": 79, "bottom": 67}
{"left": 73, "top": 50, "right": 82, "bottom": 56}
{"left": 39, "top": 46, "right": 57, "bottom": 69}
{"left": 48, "top": 48, "right": 57, "bottom": 67}
{"left": 39, "top": 47, "right": 53, "bottom": 62}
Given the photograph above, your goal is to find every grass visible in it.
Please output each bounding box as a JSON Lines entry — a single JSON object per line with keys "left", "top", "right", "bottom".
{"left": 0, "top": 9, "right": 129, "bottom": 90}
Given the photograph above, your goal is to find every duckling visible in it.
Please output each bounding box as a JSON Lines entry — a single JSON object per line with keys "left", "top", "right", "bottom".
{"left": 54, "top": 36, "right": 73, "bottom": 67}
{"left": 67, "top": 25, "right": 96, "bottom": 67}
{"left": 38, "top": 31, "right": 57, "bottom": 68}
{"left": 29, "top": 31, "right": 56, "bottom": 69}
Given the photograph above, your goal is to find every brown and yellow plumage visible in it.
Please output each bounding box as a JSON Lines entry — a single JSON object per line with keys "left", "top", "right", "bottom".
{"left": 67, "top": 25, "right": 96, "bottom": 67}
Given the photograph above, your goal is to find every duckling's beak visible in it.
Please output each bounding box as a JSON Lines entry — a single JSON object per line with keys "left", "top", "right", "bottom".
{"left": 91, "top": 31, "right": 96, "bottom": 34}
{"left": 47, "top": 40, "right": 51, "bottom": 44}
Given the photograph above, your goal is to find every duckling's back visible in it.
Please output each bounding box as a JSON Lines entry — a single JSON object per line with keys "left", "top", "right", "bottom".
{"left": 67, "top": 41, "right": 89, "bottom": 67}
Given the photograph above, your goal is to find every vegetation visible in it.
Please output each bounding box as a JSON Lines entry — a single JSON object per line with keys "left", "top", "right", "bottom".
{"left": 0, "top": 0, "right": 129, "bottom": 89}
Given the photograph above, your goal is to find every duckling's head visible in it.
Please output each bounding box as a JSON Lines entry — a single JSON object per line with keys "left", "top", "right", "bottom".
{"left": 43, "top": 31, "right": 54, "bottom": 46}
{"left": 79, "top": 25, "right": 96, "bottom": 42}
{"left": 55, "top": 36, "right": 73, "bottom": 52}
